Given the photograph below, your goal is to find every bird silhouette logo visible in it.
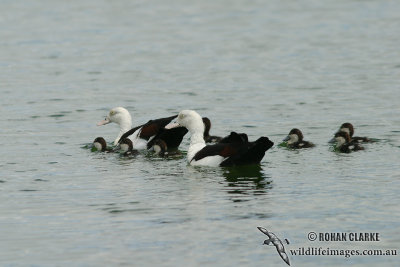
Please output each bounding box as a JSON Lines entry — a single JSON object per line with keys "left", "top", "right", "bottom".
{"left": 257, "top": 227, "right": 290, "bottom": 266}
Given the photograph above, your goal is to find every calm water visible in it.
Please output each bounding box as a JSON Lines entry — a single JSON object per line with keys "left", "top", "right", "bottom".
{"left": 1, "top": 0, "right": 399, "bottom": 266}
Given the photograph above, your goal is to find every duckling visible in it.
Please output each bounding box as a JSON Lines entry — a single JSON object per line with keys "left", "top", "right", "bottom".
{"left": 92, "top": 137, "right": 110, "bottom": 152}
{"left": 202, "top": 117, "right": 222, "bottom": 143}
{"left": 282, "top": 128, "right": 315, "bottom": 149}
{"left": 330, "top": 131, "right": 364, "bottom": 153}
{"left": 338, "top": 122, "right": 373, "bottom": 143}
{"left": 152, "top": 139, "right": 182, "bottom": 157}
{"left": 119, "top": 138, "right": 138, "bottom": 156}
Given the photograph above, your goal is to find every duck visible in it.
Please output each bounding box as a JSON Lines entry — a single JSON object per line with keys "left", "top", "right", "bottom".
{"left": 118, "top": 138, "right": 138, "bottom": 156}
{"left": 92, "top": 137, "right": 109, "bottom": 152}
{"left": 165, "top": 110, "right": 274, "bottom": 167}
{"left": 152, "top": 139, "right": 182, "bottom": 157}
{"left": 329, "top": 131, "right": 364, "bottom": 153}
{"left": 338, "top": 122, "right": 373, "bottom": 143}
{"left": 97, "top": 107, "right": 188, "bottom": 149}
{"left": 97, "top": 107, "right": 132, "bottom": 145}
{"left": 282, "top": 128, "right": 315, "bottom": 149}
{"left": 202, "top": 117, "right": 222, "bottom": 143}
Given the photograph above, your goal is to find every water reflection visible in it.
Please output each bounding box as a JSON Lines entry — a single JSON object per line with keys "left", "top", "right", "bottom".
{"left": 222, "top": 165, "right": 273, "bottom": 201}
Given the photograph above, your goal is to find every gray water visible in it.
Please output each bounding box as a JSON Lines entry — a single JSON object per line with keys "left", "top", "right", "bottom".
{"left": 1, "top": 0, "right": 399, "bottom": 266}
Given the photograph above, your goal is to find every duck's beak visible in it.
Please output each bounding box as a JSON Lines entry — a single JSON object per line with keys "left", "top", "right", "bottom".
{"left": 165, "top": 122, "right": 180, "bottom": 129}
{"left": 328, "top": 137, "right": 336, "bottom": 144}
{"left": 282, "top": 135, "right": 290, "bottom": 142}
{"left": 97, "top": 117, "right": 110, "bottom": 126}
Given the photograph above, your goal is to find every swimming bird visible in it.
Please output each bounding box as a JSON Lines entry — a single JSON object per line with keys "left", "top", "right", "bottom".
{"left": 165, "top": 110, "right": 274, "bottom": 167}
{"left": 257, "top": 227, "right": 290, "bottom": 266}
{"left": 152, "top": 139, "right": 182, "bottom": 157}
{"left": 329, "top": 131, "right": 364, "bottom": 153}
{"left": 202, "top": 117, "right": 222, "bottom": 143}
{"left": 282, "top": 128, "right": 315, "bottom": 149}
{"left": 97, "top": 107, "right": 132, "bottom": 145}
{"left": 97, "top": 107, "right": 188, "bottom": 149}
{"left": 92, "top": 137, "right": 109, "bottom": 152}
{"left": 118, "top": 138, "right": 138, "bottom": 156}
{"left": 338, "top": 122, "right": 373, "bottom": 143}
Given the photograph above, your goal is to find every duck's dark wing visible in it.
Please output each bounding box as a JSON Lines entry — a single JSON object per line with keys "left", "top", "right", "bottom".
{"left": 218, "top": 132, "right": 248, "bottom": 144}
{"left": 117, "top": 124, "right": 144, "bottom": 144}
{"left": 191, "top": 143, "right": 239, "bottom": 163}
{"left": 220, "top": 137, "right": 273, "bottom": 167}
{"left": 139, "top": 115, "right": 178, "bottom": 140}
{"left": 191, "top": 135, "right": 273, "bottom": 166}
{"left": 117, "top": 115, "right": 178, "bottom": 144}
{"left": 140, "top": 115, "right": 188, "bottom": 149}
{"left": 146, "top": 126, "right": 188, "bottom": 149}
{"left": 191, "top": 132, "right": 250, "bottom": 161}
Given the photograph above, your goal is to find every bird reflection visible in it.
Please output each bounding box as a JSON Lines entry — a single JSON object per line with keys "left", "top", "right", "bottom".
{"left": 222, "top": 165, "right": 272, "bottom": 201}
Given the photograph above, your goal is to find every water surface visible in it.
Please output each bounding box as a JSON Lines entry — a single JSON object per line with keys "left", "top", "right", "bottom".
{"left": 1, "top": 0, "right": 399, "bottom": 266}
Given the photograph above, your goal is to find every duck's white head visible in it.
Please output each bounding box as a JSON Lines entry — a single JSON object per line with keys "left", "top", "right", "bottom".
{"left": 97, "top": 107, "right": 132, "bottom": 145}
{"left": 166, "top": 110, "right": 204, "bottom": 134}
{"left": 97, "top": 107, "right": 132, "bottom": 127}
{"left": 165, "top": 110, "right": 205, "bottom": 146}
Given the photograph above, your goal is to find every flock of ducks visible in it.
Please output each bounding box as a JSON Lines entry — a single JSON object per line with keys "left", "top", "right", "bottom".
{"left": 92, "top": 107, "right": 374, "bottom": 167}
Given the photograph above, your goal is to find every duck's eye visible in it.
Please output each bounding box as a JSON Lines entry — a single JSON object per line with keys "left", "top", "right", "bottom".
{"left": 110, "top": 111, "right": 115, "bottom": 116}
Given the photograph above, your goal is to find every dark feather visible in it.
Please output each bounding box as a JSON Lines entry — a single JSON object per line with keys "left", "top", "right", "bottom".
{"left": 219, "top": 132, "right": 248, "bottom": 144}
{"left": 139, "top": 115, "right": 178, "bottom": 140}
{"left": 117, "top": 125, "right": 144, "bottom": 144}
{"left": 147, "top": 127, "right": 188, "bottom": 149}
{"left": 117, "top": 115, "right": 180, "bottom": 145}
{"left": 220, "top": 137, "right": 273, "bottom": 166}
{"left": 191, "top": 143, "right": 237, "bottom": 162}
{"left": 339, "top": 143, "right": 365, "bottom": 153}
{"left": 139, "top": 123, "right": 160, "bottom": 140}
{"left": 192, "top": 132, "right": 274, "bottom": 166}
{"left": 288, "top": 140, "right": 315, "bottom": 149}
